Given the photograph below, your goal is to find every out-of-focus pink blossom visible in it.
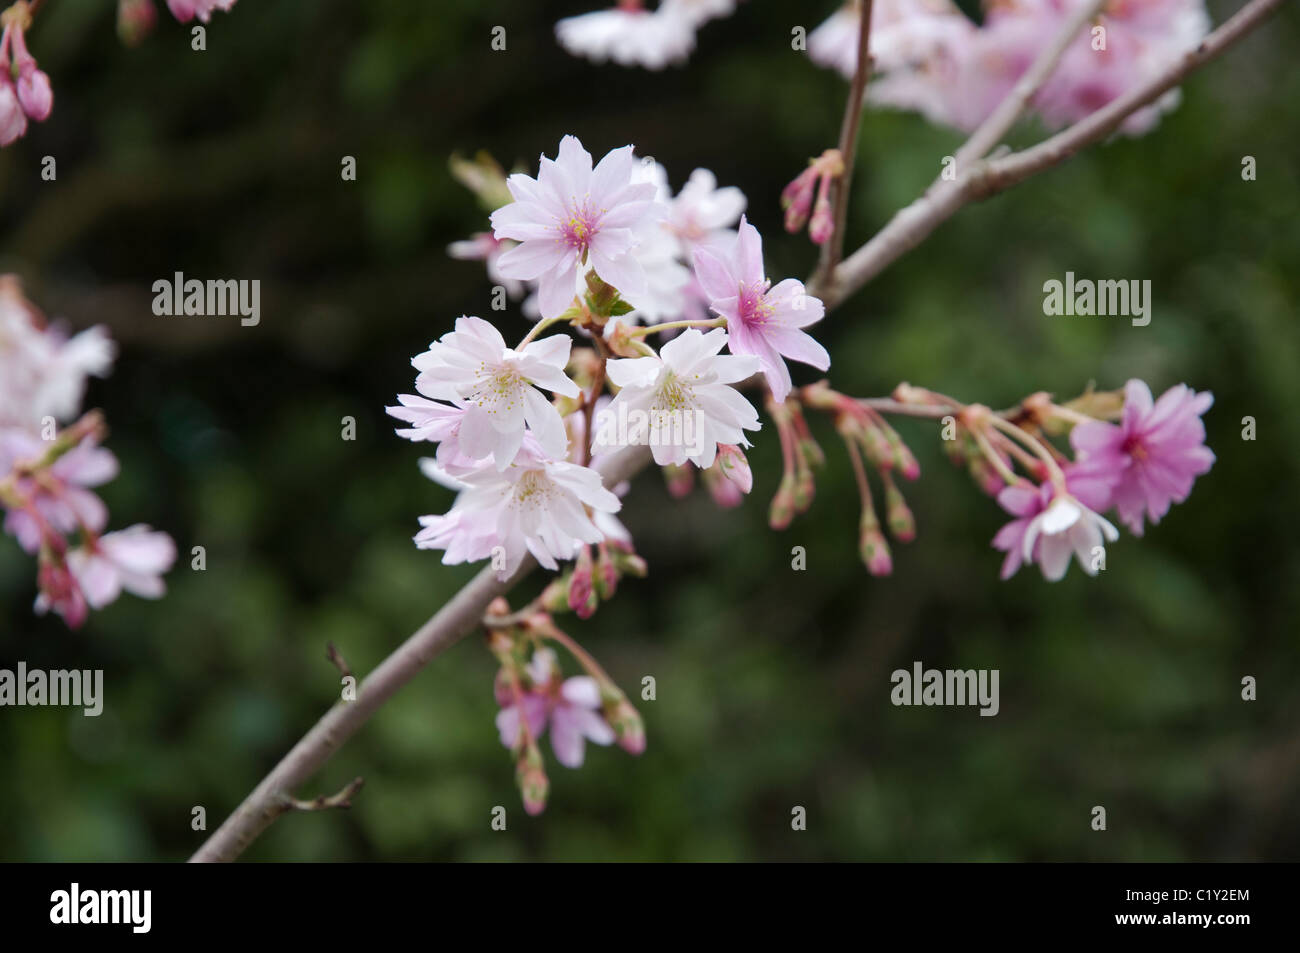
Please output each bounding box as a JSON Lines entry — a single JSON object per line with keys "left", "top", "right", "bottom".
{"left": 1069, "top": 379, "right": 1215, "bottom": 536}
{"left": 992, "top": 472, "right": 1118, "bottom": 581}
{"left": 68, "top": 525, "right": 177, "bottom": 610}
{"left": 167, "top": 0, "right": 237, "bottom": 24}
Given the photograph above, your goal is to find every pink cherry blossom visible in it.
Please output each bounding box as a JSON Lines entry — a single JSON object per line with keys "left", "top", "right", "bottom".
{"left": 496, "top": 649, "right": 615, "bottom": 768}
{"left": 556, "top": 4, "right": 696, "bottom": 70}
{"left": 692, "top": 217, "right": 829, "bottom": 402}
{"left": 167, "top": 0, "right": 237, "bottom": 23}
{"left": 68, "top": 525, "right": 177, "bottom": 610}
{"left": 415, "top": 444, "right": 621, "bottom": 579}
{"left": 1069, "top": 379, "right": 1215, "bottom": 536}
{"left": 0, "top": 432, "right": 117, "bottom": 554}
{"left": 490, "top": 136, "right": 664, "bottom": 318}
{"left": 410, "top": 315, "right": 578, "bottom": 467}
{"left": 601, "top": 327, "right": 760, "bottom": 469}
{"left": 992, "top": 472, "right": 1118, "bottom": 581}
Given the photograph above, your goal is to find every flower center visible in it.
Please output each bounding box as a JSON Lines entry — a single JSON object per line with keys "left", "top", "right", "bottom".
{"left": 737, "top": 280, "right": 774, "bottom": 326}
{"left": 559, "top": 200, "right": 602, "bottom": 254}
{"left": 467, "top": 363, "right": 524, "bottom": 417}
{"left": 510, "top": 470, "right": 556, "bottom": 511}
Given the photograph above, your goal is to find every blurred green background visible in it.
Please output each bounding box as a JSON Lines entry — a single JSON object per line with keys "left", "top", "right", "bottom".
{"left": 0, "top": 0, "right": 1296, "bottom": 862}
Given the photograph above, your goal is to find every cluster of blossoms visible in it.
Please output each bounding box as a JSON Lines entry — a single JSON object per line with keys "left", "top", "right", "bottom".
{"left": 0, "top": 277, "right": 176, "bottom": 627}
{"left": 393, "top": 136, "right": 832, "bottom": 809}
{"left": 0, "top": 0, "right": 240, "bottom": 147}
{"left": 0, "top": 2, "right": 52, "bottom": 147}
{"left": 809, "top": 0, "right": 1210, "bottom": 135}
{"left": 556, "top": 0, "right": 739, "bottom": 70}
{"left": 399, "top": 130, "right": 1221, "bottom": 809}
{"left": 486, "top": 609, "right": 644, "bottom": 814}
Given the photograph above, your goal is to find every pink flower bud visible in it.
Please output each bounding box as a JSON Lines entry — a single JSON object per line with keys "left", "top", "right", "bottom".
{"left": 715, "top": 444, "right": 753, "bottom": 494}
{"left": 781, "top": 166, "right": 818, "bottom": 234}
{"left": 769, "top": 473, "right": 797, "bottom": 530}
{"left": 118, "top": 0, "right": 158, "bottom": 47}
{"left": 0, "top": 80, "right": 27, "bottom": 146}
{"left": 16, "top": 64, "right": 52, "bottom": 122}
{"left": 567, "top": 546, "right": 596, "bottom": 618}
{"left": 703, "top": 464, "right": 744, "bottom": 508}
{"left": 662, "top": 463, "right": 694, "bottom": 499}
{"left": 604, "top": 696, "right": 645, "bottom": 756}
{"left": 515, "top": 746, "right": 549, "bottom": 816}
{"left": 808, "top": 188, "right": 834, "bottom": 245}
{"left": 859, "top": 521, "right": 893, "bottom": 576}
{"left": 884, "top": 481, "right": 916, "bottom": 542}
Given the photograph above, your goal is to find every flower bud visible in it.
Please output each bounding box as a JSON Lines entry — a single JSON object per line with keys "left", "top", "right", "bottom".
{"left": 568, "top": 546, "right": 595, "bottom": 617}
{"left": 715, "top": 443, "right": 752, "bottom": 494}
{"left": 594, "top": 544, "right": 619, "bottom": 600}
{"left": 808, "top": 186, "right": 834, "bottom": 245}
{"left": 0, "top": 81, "right": 28, "bottom": 147}
{"left": 793, "top": 459, "right": 815, "bottom": 513}
{"left": 703, "top": 463, "right": 743, "bottom": 508}
{"left": 608, "top": 544, "right": 648, "bottom": 578}
{"left": 515, "top": 743, "right": 549, "bottom": 816}
{"left": 883, "top": 479, "right": 916, "bottom": 542}
{"left": 118, "top": 0, "right": 158, "bottom": 47}
{"left": 769, "top": 473, "right": 797, "bottom": 530}
{"left": 859, "top": 517, "right": 893, "bottom": 576}
{"left": 15, "top": 63, "right": 52, "bottom": 121}
{"left": 540, "top": 575, "right": 571, "bottom": 614}
{"left": 603, "top": 695, "right": 645, "bottom": 756}
{"left": 781, "top": 165, "right": 818, "bottom": 233}
{"left": 662, "top": 463, "right": 694, "bottom": 499}
{"left": 968, "top": 454, "right": 1005, "bottom": 496}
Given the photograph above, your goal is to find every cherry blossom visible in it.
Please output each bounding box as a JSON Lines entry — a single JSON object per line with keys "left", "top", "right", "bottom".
{"left": 490, "top": 136, "right": 665, "bottom": 318}
{"left": 601, "top": 328, "right": 760, "bottom": 468}
{"left": 415, "top": 444, "right": 621, "bottom": 579}
{"left": 410, "top": 315, "right": 579, "bottom": 467}
{"left": 1069, "top": 379, "right": 1215, "bottom": 536}
{"left": 692, "top": 217, "right": 829, "bottom": 402}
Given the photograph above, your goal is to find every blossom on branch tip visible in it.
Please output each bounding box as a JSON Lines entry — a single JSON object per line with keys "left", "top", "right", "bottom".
{"left": 1069, "top": 379, "right": 1215, "bottom": 536}
{"left": 993, "top": 475, "right": 1118, "bottom": 582}
{"left": 490, "top": 136, "right": 665, "bottom": 319}
{"left": 692, "top": 217, "right": 829, "bottom": 402}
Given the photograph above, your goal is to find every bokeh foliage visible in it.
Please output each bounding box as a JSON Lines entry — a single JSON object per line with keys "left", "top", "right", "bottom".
{"left": 0, "top": 0, "right": 1296, "bottom": 861}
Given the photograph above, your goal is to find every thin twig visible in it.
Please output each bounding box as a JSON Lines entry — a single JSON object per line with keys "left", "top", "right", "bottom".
{"left": 277, "top": 777, "right": 365, "bottom": 814}
{"left": 325, "top": 642, "right": 351, "bottom": 681}
{"left": 815, "top": 0, "right": 874, "bottom": 286}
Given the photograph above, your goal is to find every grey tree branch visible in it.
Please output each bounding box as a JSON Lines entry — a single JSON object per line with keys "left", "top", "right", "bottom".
{"left": 815, "top": 0, "right": 1283, "bottom": 309}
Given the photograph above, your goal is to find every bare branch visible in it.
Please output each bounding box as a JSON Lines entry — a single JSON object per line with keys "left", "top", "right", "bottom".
{"left": 815, "top": 0, "right": 874, "bottom": 285}
{"left": 325, "top": 642, "right": 351, "bottom": 681}
{"left": 278, "top": 777, "right": 365, "bottom": 814}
